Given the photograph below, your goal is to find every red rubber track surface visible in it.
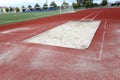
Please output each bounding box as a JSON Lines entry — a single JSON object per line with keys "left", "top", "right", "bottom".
{"left": 0, "top": 8, "right": 120, "bottom": 80}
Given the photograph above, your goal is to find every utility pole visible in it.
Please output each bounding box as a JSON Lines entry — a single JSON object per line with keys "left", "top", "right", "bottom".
{"left": 46, "top": 0, "right": 48, "bottom": 4}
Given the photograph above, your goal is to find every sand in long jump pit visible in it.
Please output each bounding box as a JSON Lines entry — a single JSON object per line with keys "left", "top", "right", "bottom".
{"left": 24, "top": 20, "right": 101, "bottom": 49}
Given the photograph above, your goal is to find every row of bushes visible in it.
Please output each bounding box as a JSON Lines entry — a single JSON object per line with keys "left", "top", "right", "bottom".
{"left": 3, "top": 0, "right": 117, "bottom": 13}
{"left": 2, "top": 2, "right": 58, "bottom": 13}
{"left": 72, "top": 0, "right": 108, "bottom": 9}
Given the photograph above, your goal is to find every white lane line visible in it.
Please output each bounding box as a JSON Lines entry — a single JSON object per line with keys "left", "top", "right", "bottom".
{"left": 81, "top": 11, "right": 98, "bottom": 20}
{"left": 82, "top": 20, "right": 107, "bottom": 61}
{"left": 91, "top": 10, "right": 102, "bottom": 20}
{"left": 84, "top": 56, "right": 101, "bottom": 60}
{"left": 1, "top": 28, "right": 31, "bottom": 33}
{"left": 80, "top": 10, "right": 106, "bottom": 61}
{"left": 98, "top": 20, "right": 107, "bottom": 60}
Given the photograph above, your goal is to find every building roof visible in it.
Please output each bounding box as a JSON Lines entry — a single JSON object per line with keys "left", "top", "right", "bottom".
{"left": 0, "top": 6, "right": 7, "bottom": 8}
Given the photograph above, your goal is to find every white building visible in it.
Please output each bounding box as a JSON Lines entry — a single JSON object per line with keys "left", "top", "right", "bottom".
{"left": 0, "top": 6, "right": 7, "bottom": 13}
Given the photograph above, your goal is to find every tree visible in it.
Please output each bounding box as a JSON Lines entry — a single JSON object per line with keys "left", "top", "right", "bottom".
{"left": 43, "top": 3, "right": 48, "bottom": 9}
{"left": 10, "top": 7, "right": 14, "bottom": 12}
{"left": 63, "top": 0, "right": 69, "bottom": 5}
{"left": 34, "top": 3, "right": 41, "bottom": 10}
{"left": 77, "top": 0, "right": 85, "bottom": 6}
{"left": 84, "top": 0, "right": 92, "bottom": 8}
{"left": 16, "top": 7, "right": 20, "bottom": 12}
{"left": 101, "top": 0, "right": 108, "bottom": 6}
{"left": 72, "top": 2, "right": 80, "bottom": 9}
{"left": 22, "top": 6, "right": 26, "bottom": 12}
{"left": 93, "top": 3, "right": 100, "bottom": 7}
{"left": 5, "top": 8, "right": 9, "bottom": 12}
{"left": 28, "top": 5, "right": 33, "bottom": 10}
{"left": 50, "top": 1, "right": 57, "bottom": 8}
{"left": 61, "top": 1, "right": 69, "bottom": 9}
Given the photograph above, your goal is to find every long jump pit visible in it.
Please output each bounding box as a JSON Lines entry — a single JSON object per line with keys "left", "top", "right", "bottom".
{"left": 24, "top": 20, "right": 101, "bottom": 49}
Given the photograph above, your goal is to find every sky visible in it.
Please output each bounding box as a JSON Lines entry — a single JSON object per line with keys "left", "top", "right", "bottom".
{"left": 0, "top": 0, "right": 118, "bottom": 7}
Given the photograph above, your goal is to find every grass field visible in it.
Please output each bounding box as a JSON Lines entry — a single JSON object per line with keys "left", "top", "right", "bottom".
{"left": 0, "top": 10, "right": 60, "bottom": 26}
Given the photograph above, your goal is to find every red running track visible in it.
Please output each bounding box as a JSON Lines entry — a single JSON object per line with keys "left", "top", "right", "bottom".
{"left": 0, "top": 8, "right": 120, "bottom": 80}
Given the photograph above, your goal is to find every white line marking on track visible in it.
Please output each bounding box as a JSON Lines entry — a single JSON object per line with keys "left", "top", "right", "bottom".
{"left": 91, "top": 10, "right": 102, "bottom": 20}
{"left": 1, "top": 28, "right": 31, "bottom": 33}
{"left": 81, "top": 11, "right": 98, "bottom": 20}
{"left": 79, "top": 10, "right": 107, "bottom": 61}
{"left": 81, "top": 20, "right": 107, "bottom": 61}
{"left": 84, "top": 57, "right": 101, "bottom": 60}
{"left": 98, "top": 20, "right": 107, "bottom": 60}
